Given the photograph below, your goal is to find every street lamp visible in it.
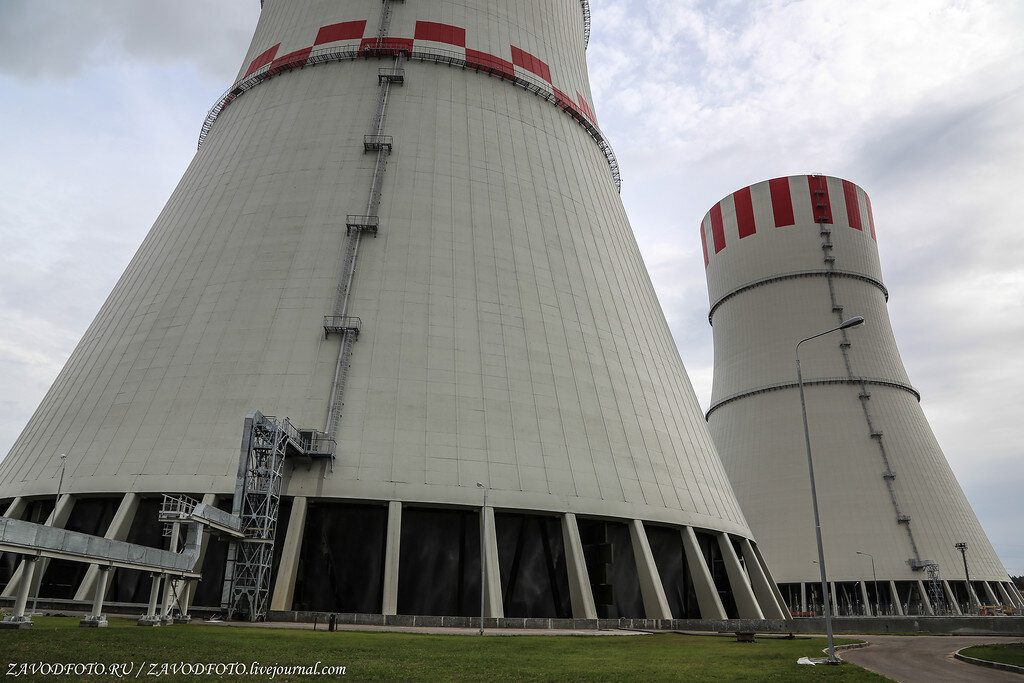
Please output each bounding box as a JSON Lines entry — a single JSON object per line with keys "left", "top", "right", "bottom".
{"left": 955, "top": 542, "right": 972, "bottom": 613}
{"left": 796, "top": 315, "right": 864, "bottom": 663}
{"left": 31, "top": 453, "right": 68, "bottom": 617}
{"left": 476, "top": 482, "right": 487, "bottom": 636}
{"left": 856, "top": 551, "right": 878, "bottom": 616}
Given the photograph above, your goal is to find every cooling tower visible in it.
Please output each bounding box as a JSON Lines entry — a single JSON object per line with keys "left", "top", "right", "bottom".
{"left": 0, "top": 1, "right": 788, "bottom": 623}
{"left": 701, "top": 174, "right": 1023, "bottom": 616}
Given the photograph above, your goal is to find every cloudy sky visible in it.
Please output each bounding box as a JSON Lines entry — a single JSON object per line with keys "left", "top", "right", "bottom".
{"left": 1, "top": 1, "right": 1021, "bottom": 575}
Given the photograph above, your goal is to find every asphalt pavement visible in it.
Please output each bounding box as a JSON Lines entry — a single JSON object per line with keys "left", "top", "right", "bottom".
{"left": 838, "top": 634, "right": 1022, "bottom": 682}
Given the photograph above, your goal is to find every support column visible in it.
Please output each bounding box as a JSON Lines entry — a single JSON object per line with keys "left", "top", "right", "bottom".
{"left": 175, "top": 581, "right": 193, "bottom": 624}
{"left": 74, "top": 492, "right": 139, "bottom": 601}
{"left": 966, "top": 581, "right": 982, "bottom": 612}
{"left": 2, "top": 497, "right": 26, "bottom": 518}
{"left": 1009, "top": 583, "right": 1024, "bottom": 608}
{"left": 160, "top": 523, "right": 181, "bottom": 622}
{"left": 381, "top": 501, "right": 402, "bottom": 616}
{"left": 481, "top": 505, "right": 502, "bottom": 618}
{"left": 79, "top": 567, "right": 110, "bottom": 627}
{"left": 681, "top": 527, "right": 726, "bottom": 619}
{"left": 738, "top": 538, "right": 786, "bottom": 619}
{"left": 2, "top": 493, "right": 74, "bottom": 598}
{"left": 138, "top": 574, "right": 163, "bottom": 626}
{"left": 943, "top": 581, "right": 961, "bottom": 615}
{"left": 627, "top": 519, "right": 671, "bottom": 619}
{"left": 982, "top": 581, "right": 1000, "bottom": 606}
{"left": 859, "top": 581, "right": 871, "bottom": 616}
{"left": 561, "top": 513, "right": 596, "bottom": 619}
{"left": 0, "top": 557, "right": 37, "bottom": 629}
{"left": 270, "top": 496, "right": 307, "bottom": 611}
{"left": 917, "top": 579, "right": 933, "bottom": 615}
{"left": 829, "top": 581, "right": 839, "bottom": 618}
{"left": 800, "top": 582, "right": 807, "bottom": 613}
{"left": 996, "top": 582, "right": 1014, "bottom": 608}
{"left": 750, "top": 542, "right": 791, "bottom": 619}
{"left": 884, "top": 581, "right": 901, "bottom": 614}
{"left": 715, "top": 533, "right": 763, "bottom": 620}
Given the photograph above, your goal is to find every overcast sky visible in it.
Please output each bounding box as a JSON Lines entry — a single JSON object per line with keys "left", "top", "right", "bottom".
{"left": 0, "top": 1, "right": 1021, "bottom": 575}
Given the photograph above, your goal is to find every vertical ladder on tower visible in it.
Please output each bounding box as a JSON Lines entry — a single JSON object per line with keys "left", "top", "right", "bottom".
{"left": 321, "top": 0, "right": 405, "bottom": 441}
{"left": 925, "top": 562, "right": 947, "bottom": 615}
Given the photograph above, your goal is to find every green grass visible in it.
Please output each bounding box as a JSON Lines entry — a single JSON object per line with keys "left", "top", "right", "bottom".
{"left": 960, "top": 642, "right": 1024, "bottom": 668}
{"left": 0, "top": 616, "right": 888, "bottom": 681}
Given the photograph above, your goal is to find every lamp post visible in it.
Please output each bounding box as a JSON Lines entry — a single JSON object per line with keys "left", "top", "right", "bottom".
{"left": 476, "top": 482, "right": 487, "bottom": 636}
{"left": 856, "top": 551, "right": 878, "bottom": 616}
{"left": 955, "top": 542, "right": 972, "bottom": 613}
{"left": 797, "top": 315, "right": 864, "bottom": 663}
{"left": 31, "top": 453, "right": 68, "bottom": 617}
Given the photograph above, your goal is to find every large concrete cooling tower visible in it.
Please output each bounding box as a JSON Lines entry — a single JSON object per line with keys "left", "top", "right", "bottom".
{"left": 701, "top": 174, "right": 1023, "bottom": 617}
{"left": 0, "top": 1, "right": 788, "bottom": 624}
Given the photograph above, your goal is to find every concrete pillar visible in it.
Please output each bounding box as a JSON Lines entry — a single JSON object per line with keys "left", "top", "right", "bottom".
{"left": 270, "top": 496, "right": 307, "bottom": 611}
{"left": 80, "top": 567, "right": 110, "bottom": 627}
{"left": 0, "top": 557, "right": 38, "bottom": 628}
{"left": 917, "top": 580, "right": 933, "bottom": 615}
{"left": 1, "top": 493, "right": 74, "bottom": 598}
{"left": 749, "top": 542, "right": 791, "bottom": 619}
{"left": 2, "top": 497, "right": 26, "bottom": 518}
{"left": 627, "top": 519, "right": 671, "bottom": 619}
{"left": 1009, "top": 582, "right": 1024, "bottom": 608}
{"left": 74, "top": 492, "right": 139, "bottom": 601}
{"left": 561, "top": 513, "right": 596, "bottom": 619}
{"left": 829, "top": 581, "right": 838, "bottom": 617}
{"left": 138, "top": 574, "right": 163, "bottom": 626}
{"left": 886, "top": 581, "right": 901, "bottom": 615}
{"left": 800, "top": 582, "right": 807, "bottom": 613}
{"left": 942, "top": 581, "right": 962, "bottom": 615}
{"left": 996, "top": 582, "right": 1014, "bottom": 608}
{"left": 381, "top": 501, "right": 402, "bottom": 616}
{"left": 966, "top": 581, "right": 982, "bottom": 611}
{"left": 681, "top": 527, "right": 726, "bottom": 619}
{"left": 175, "top": 581, "right": 193, "bottom": 624}
{"left": 716, "top": 533, "right": 763, "bottom": 618}
{"left": 859, "top": 581, "right": 871, "bottom": 616}
{"left": 738, "top": 538, "right": 786, "bottom": 619}
{"left": 982, "top": 581, "right": 1000, "bottom": 606}
{"left": 481, "top": 506, "right": 502, "bottom": 618}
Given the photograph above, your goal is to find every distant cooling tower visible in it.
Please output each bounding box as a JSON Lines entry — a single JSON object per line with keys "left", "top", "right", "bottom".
{"left": 700, "top": 174, "right": 1023, "bottom": 616}
{"left": 0, "top": 0, "right": 788, "bottom": 624}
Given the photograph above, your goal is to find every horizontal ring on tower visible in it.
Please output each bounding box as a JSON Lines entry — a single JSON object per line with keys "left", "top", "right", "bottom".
{"left": 708, "top": 269, "right": 889, "bottom": 324}
{"left": 199, "top": 41, "right": 621, "bottom": 190}
{"left": 705, "top": 376, "right": 921, "bottom": 420}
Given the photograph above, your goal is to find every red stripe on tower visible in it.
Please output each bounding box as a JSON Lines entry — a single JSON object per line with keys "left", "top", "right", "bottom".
{"left": 808, "top": 175, "right": 832, "bottom": 224}
{"left": 314, "top": 21, "right": 367, "bottom": 45}
{"left": 710, "top": 204, "right": 726, "bottom": 254}
{"left": 842, "top": 180, "right": 862, "bottom": 231}
{"left": 414, "top": 21, "right": 466, "bottom": 47}
{"left": 768, "top": 177, "right": 794, "bottom": 227}
{"left": 866, "top": 194, "right": 876, "bottom": 241}
{"left": 701, "top": 221, "right": 710, "bottom": 267}
{"left": 510, "top": 46, "right": 552, "bottom": 83}
{"left": 466, "top": 49, "right": 514, "bottom": 79}
{"left": 734, "top": 186, "right": 756, "bottom": 238}
{"left": 245, "top": 44, "right": 280, "bottom": 77}
{"left": 270, "top": 47, "right": 312, "bottom": 72}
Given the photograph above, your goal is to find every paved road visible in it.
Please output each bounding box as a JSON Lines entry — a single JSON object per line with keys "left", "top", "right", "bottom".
{"left": 839, "top": 635, "right": 1023, "bottom": 682}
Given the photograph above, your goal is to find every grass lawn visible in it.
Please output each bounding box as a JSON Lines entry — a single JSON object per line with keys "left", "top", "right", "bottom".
{"left": 960, "top": 642, "right": 1024, "bottom": 668}
{"left": 0, "top": 616, "right": 888, "bottom": 681}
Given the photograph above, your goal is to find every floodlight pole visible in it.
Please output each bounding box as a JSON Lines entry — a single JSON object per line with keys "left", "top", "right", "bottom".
{"left": 477, "top": 482, "right": 487, "bottom": 636}
{"left": 796, "top": 316, "right": 864, "bottom": 664}
{"left": 856, "top": 551, "right": 878, "bottom": 616}
{"left": 31, "top": 453, "right": 67, "bottom": 617}
{"left": 956, "top": 542, "right": 972, "bottom": 613}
